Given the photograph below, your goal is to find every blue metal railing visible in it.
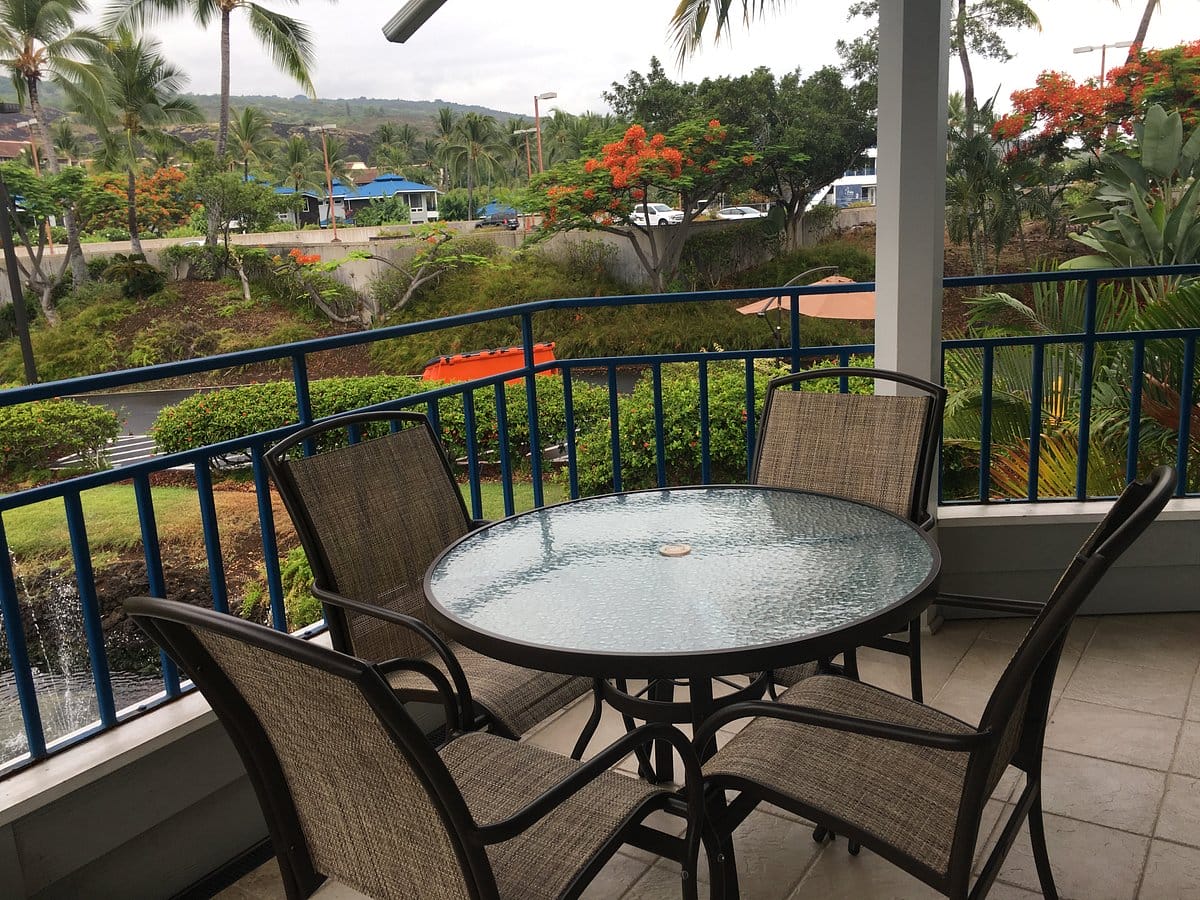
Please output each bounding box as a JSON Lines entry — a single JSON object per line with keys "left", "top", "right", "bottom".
{"left": 0, "top": 263, "right": 1197, "bottom": 775}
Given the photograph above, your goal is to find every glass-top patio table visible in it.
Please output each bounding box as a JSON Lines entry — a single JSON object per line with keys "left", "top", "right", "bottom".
{"left": 427, "top": 485, "right": 939, "bottom": 777}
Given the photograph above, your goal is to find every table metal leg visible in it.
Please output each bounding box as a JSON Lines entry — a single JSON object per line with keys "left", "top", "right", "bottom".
{"left": 651, "top": 678, "right": 676, "bottom": 782}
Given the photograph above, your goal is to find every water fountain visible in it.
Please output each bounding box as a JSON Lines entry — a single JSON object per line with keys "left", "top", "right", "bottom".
{"left": 2, "top": 556, "right": 164, "bottom": 763}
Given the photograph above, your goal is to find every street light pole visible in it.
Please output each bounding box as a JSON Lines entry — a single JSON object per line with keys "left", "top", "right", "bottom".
{"left": 1073, "top": 41, "right": 1134, "bottom": 88}
{"left": 533, "top": 91, "right": 556, "bottom": 173}
{"left": 309, "top": 124, "right": 340, "bottom": 243}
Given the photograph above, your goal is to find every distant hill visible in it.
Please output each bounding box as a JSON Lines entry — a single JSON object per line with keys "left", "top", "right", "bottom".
{"left": 0, "top": 85, "right": 525, "bottom": 156}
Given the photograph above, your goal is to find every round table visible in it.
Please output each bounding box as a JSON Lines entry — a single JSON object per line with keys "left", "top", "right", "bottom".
{"left": 425, "top": 485, "right": 941, "bottom": 681}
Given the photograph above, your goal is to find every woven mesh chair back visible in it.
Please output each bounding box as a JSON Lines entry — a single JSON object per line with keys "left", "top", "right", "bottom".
{"left": 754, "top": 389, "right": 932, "bottom": 520}
{"left": 279, "top": 422, "right": 470, "bottom": 661}
{"left": 126, "top": 598, "right": 490, "bottom": 900}
{"left": 974, "top": 467, "right": 1174, "bottom": 787}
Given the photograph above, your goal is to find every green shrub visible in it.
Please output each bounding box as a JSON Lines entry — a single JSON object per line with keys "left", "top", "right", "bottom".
{"left": 242, "top": 545, "right": 320, "bottom": 629}
{"left": 737, "top": 239, "right": 876, "bottom": 287}
{"left": 265, "top": 323, "right": 317, "bottom": 345}
{"left": 0, "top": 398, "right": 122, "bottom": 477}
{"left": 128, "top": 320, "right": 221, "bottom": 368}
{"left": 0, "top": 291, "right": 133, "bottom": 382}
{"left": 101, "top": 253, "right": 166, "bottom": 298}
{"left": 161, "top": 244, "right": 226, "bottom": 281}
{"left": 677, "top": 219, "right": 783, "bottom": 290}
{"left": 573, "top": 357, "right": 876, "bottom": 495}
{"left": 151, "top": 374, "right": 608, "bottom": 471}
{"left": 439, "top": 188, "right": 469, "bottom": 222}
{"left": 0, "top": 294, "right": 39, "bottom": 341}
{"left": 164, "top": 225, "right": 203, "bottom": 238}
{"left": 354, "top": 196, "right": 410, "bottom": 226}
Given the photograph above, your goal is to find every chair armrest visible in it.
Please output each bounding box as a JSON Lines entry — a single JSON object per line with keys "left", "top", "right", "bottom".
{"left": 935, "top": 592, "right": 1045, "bottom": 615}
{"left": 477, "top": 722, "right": 704, "bottom": 848}
{"left": 916, "top": 510, "right": 936, "bottom": 532}
{"left": 374, "top": 657, "right": 467, "bottom": 734}
{"left": 312, "top": 584, "right": 475, "bottom": 726}
{"left": 693, "top": 700, "right": 990, "bottom": 754}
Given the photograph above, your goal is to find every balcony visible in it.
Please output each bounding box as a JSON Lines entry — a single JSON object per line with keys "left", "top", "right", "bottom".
{"left": 214, "top": 613, "right": 1200, "bottom": 899}
{"left": 1, "top": 264, "right": 1198, "bottom": 897}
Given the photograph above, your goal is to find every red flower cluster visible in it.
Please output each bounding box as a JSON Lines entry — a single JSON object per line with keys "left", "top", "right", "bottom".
{"left": 1001, "top": 41, "right": 1200, "bottom": 147}
{"left": 288, "top": 248, "right": 321, "bottom": 266}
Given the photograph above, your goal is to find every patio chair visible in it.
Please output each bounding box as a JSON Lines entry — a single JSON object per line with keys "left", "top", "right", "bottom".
{"left": 696, "top": 466, "right": 1176, "bottom": 899}
{"left": 752, "top": 366, "right": 946, "bottom": 700}
{"left": 264, "top": 410, "right": 593, "bottom": 741}
{"left": 124, "top": 596, "right": 708, "bottom": 900}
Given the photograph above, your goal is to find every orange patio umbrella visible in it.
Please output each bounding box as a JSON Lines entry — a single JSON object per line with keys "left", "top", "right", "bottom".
{"left": 736, "top": 275, "right": 876, "bottom": 320}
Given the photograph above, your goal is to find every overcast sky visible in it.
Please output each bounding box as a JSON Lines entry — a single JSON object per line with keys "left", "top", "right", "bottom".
{"left": 106, "top": 1, "right": 1195, "bottom": 119}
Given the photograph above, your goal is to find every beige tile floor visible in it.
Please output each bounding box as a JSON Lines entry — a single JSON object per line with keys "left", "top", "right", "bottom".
{"left": 221, "top": 613, "right": 1200, "bottom": 900}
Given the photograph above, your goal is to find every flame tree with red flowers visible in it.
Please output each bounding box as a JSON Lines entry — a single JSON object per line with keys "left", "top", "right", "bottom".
{"left": 994, "top": 41, "right": 1200, "bottom": 161}
{"left": 526, "top": 119, "right": 755, "bottom": 290}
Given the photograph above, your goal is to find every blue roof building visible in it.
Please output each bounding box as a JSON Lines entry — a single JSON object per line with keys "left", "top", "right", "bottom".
{"left": 275, "top": 173, "right": 441, "bottom": 228}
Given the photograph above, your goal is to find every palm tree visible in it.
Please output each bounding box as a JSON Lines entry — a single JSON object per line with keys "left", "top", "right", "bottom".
{"left": 51, "top": 120, "right": 84, "bottom": 164}
{"left": 275, "top": 133, "right": 320, "bottom": 193}
{"left": 69, "top": 28, "right": 201, "bottom": 254}
{"left": 1119, "top": 0, "right": 1160, "bottom": 61}
{"left": 432, "top": 106, "right": 457, "bottom": 189}
{"left": 229, "top": 106, "right": 278, "bottom": 180}
{"left": 105, "top": 0, "right": 327, "bottom": 161}
{"left": 0, "top": 0, "right": 102, "bottom": 293}
{"left": 440, "top": 112, "right": 509, "bottom": 218}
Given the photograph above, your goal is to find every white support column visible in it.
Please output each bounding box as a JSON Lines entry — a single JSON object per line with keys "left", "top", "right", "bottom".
{"left": 874, "top": 0, "right": 952, "bottom": 388}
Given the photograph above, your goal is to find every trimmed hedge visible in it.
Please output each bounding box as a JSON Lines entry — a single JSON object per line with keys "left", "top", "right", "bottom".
{"left": 151, "top": 374, "right": 609, "bottom": 468}
{"left": 0, "top": 398, "right": 122, "bottom": 477}
{"left": 574, "top": 357, "right": 876, "bottom": 496}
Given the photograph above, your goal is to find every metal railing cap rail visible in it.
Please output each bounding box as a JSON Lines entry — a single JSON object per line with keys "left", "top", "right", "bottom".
{"left": 10, "top": 262, "right": 1197, "bottom": 408}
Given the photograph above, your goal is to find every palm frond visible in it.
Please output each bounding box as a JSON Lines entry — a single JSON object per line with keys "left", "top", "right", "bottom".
{"left": 245, "top": 3, "right": 315, "bottom": 96}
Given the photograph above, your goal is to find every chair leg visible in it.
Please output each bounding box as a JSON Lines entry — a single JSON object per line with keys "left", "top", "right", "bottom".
{"left": 703, "top": 815, "right": 740, "bottom": 900}
{"left": 908, "top": 617, "right": 924, "bottom": 702}
{"left": 612, "top": 679, "right": 657, "bottom": 780}
{"left": 1028, "top": 790, "right": 1059, "bottom": 900}
{"left": 570, "top": 680, "right": 604, "bottom": 760}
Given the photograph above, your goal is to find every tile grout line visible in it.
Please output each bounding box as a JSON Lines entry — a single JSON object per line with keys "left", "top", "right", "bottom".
{"left": 1130, "top": 651, "right": 1200, "bottom": 899}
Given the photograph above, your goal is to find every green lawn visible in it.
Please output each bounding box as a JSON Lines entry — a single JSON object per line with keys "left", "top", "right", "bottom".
{"left": 3, "top": 478, "right": 568, "bottom": 564}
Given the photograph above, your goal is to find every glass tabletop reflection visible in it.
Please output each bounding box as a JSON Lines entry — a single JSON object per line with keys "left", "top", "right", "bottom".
{"left": 426, "top": 486, "right": 938, "bottom": 669}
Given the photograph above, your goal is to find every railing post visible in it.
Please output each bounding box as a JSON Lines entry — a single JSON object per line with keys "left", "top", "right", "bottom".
{"left": 292, "top": 354, "right": 315, "bottom": 457}
{"left": 493, "top": 382, "right": 515, "bottom": 517}
{"left": 252, "top": 446, "right": 288, "bottom": 631}
{"left": 608, "top": 366, "right": 622, "bottom": 493}
{"left": 562, "top": 373, "right": 580, "bottom": 500}
{"left": 521, "top": 314, "right": 544, "bottom": 508}
{"left": 744, "top": 357, "right": 757, "bottom": 482}
{"left": 462, "top": 390, "right": 484, "bottom": 517}
{"left": 1126, "top": 339, "right": 1145, "bottom": 485}
{"left": 133, "top": 473, "right": 181, "bottom": 695}
{"left": 699, "top": 359, "right": 711, "bottom": 484}
{"left": 978, "top": 347, "right": 994, "bottom": 502}
{"left": 1076, "top": 277, "right": 1098, "bottom": 500}
{"left": 0, "top": 518, "right": 47, "bottom": 758}
{"left": 652, "top": 363, "right": 667, "bottom": 488}
{"left": 193, "top": 461, "right": 229, "bottom": 615}
{"left": 64, "top": 492, "right": 117, "bottom": 729}
{"left": 1176, "top": 336, "right": 1195, "bottom": 497}
{"left": 789, "top": 291, "right": 801, "bottom": 373}
{"left": 1027, "top": 343, "right": 1044, "bottom": 502}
